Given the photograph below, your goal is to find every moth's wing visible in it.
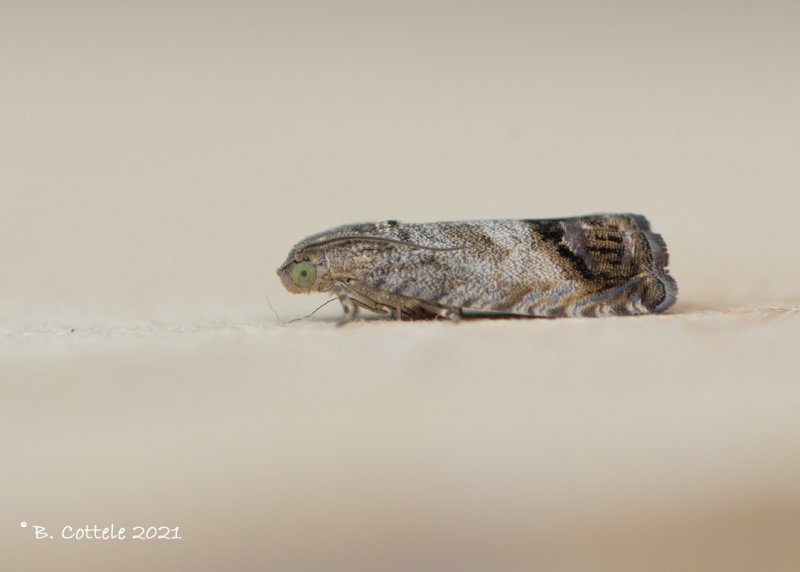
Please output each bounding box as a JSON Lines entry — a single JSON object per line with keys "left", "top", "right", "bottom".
{"left": 463, "top": 217, "right": 677, "bottom": 316}
{"left": 322, "top": 221, "right": 513, "bottom": 312}
{"left": 540, "top": 213, "right": 651, "bottom": 233}
{"left": 555, "top": 226, "right": 677, "bottom": 316}
{"left": 324, "top": 217, "right": 677, "bottom": 318}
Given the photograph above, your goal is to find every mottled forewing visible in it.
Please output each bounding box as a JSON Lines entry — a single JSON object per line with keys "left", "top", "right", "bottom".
{"left": 520, "top": 215, "right": 677, "bottom": 316}
{"left": 321, "top": 216, "right": 676, "bottom": 318}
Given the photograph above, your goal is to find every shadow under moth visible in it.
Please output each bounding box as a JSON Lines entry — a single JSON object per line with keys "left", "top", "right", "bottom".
{"left": 277, "top": 214, "right": 677, "bottom": 322}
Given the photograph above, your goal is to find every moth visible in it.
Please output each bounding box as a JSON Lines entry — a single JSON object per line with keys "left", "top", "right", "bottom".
{"left": 277, "top": 214, "right": 677, "bottom": 322}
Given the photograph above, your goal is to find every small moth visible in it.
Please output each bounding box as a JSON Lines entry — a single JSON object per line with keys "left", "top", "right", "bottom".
{"left": 277, "top": 214, "right": 677, "bottom": 322}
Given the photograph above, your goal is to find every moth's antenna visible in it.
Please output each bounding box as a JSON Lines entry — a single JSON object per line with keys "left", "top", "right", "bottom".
{"left": 304, "top": 235, "right": 469, "bottom": 252}
{"left": 266, "top": 291, "right": 339, "bottom": 325}
{"left": 265, "top": 291, "right": 284, "bottom": 323}
{"left": 286, "top": 297, "right": 339, "bottom": 323}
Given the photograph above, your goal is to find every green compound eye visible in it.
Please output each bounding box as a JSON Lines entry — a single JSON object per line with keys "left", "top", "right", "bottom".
{"left": 291, "top": 261, "right": 316, "bottom": 287}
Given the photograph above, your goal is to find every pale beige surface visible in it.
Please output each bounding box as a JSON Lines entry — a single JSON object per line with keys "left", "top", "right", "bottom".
{"left": 2, "top": 2, "right": 800, "bottom": 571}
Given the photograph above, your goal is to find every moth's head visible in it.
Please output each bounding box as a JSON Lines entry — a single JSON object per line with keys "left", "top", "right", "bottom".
{"left": 277, "top": 244, "right": 329, "bottom": 294}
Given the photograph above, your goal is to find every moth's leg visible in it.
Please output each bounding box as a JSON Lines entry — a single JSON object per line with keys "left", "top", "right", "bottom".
{"left": 333, "top": 283, "right": 361, "bottom": 324}
{"left": 374, "top": 304, "right": 401, "bottom": 320}
{"left": 333, "top": 281, "right": 391, "bottom": 324}
{"left": 435, "top": 307, "right": 462, "bottom": 322}
{"left": 335, "top": 277, "right": 458, "bottom": 322}
{"left": 417, "top": 300, "right": 462, "bottom": 322}
{"left": 350, "top": 299, "right": 393, "bottom": 321}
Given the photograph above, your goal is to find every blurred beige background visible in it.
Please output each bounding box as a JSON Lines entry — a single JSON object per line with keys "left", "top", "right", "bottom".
{"left": 2, "top": 1, "right": 799, "bottom": 570}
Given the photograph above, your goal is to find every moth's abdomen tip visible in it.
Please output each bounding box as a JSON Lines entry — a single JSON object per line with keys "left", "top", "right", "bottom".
{"left": 640, "top": 231, "right": 677, "bottom": 313}
{"left": 649, "top": 273, "right": 679, "bottom": 313}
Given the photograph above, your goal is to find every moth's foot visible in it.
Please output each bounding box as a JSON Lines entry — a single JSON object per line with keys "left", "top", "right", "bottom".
{"left": 437, "top": 308, "right": 462, "bottom": 322}
{"left": 336, "top": 297, "right": 359, "bottom": 326}
{"left": 416, "top": 301, "right": 461, "bottom": 322}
